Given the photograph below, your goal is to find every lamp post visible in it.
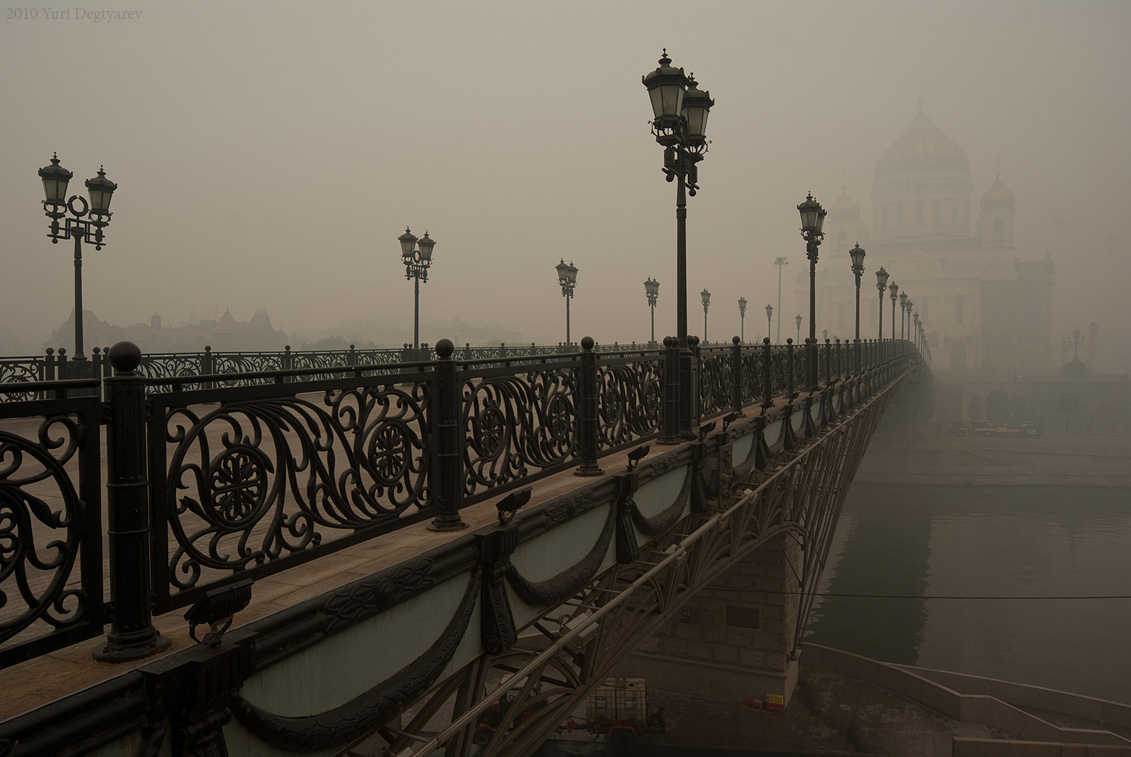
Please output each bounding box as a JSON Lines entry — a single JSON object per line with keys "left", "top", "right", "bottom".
{"left": 556, "top": 258, "right": 578, "bottom": 347}
{"left": 849, "top": 242, "right": 865, "bottom": 371}
{"left": 738, "top": 297, "right": 747, "bottom": 343}
{"left": 701, "top": 288, "right": 711, "bottom": 343}
{"left": 888, "top": 282, "right": 899, "bottom": 341}
{"left": 898, "top": 291, "right": 908, "bottom": 339}
{"left": 798, "top": 193, "right": 827, "bottom": 391}
{"left": 906, "top": 299, "right": 914, "bottom": 344}
{"left": 644, "top": 277, "right": 660, "bottom": 346}
{"left": 913, "top": 312, "right": 920, "bottom": 350}
{"left": 643, "top": 50, "right": 714, "bottom": 439}
{"left": 774, "top": 256, "right": 788, "bottom": 342}
{"left": 795, "top": 314, "right": 802, "bottom": 344}
{"left": 38, "top": 153, "right": 117, "bottom": 363}
{"left": 764, "top": 304, "right": 772, "bottom": 341}
{"left": 875, "top": 266, "right": 889, "bottom": 341}
{"left": 397, "top": 227, "right": 436, "bottom": 352}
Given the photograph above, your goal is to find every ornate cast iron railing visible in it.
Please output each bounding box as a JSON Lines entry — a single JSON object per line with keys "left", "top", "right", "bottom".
{"left": 0, "top": 383, "right": 104, "bottom": 668}
{"left": 0, "top": 335, "right": 918, "bottom": 666}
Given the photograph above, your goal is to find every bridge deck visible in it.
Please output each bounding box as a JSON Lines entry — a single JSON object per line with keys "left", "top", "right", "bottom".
{"left": 0, "top": 402, "right": 734, "bottom": 723}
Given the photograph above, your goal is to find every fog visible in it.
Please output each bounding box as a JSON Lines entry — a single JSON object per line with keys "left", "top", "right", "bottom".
{"left": 2, "top": 1, "right": 1129, "bottom": 370}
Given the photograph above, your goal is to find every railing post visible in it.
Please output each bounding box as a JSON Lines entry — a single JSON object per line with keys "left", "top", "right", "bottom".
{"left": 761, "top": 338, "right": 773, "bottom": 410}
{"left": 730, "top": 336, "right": 743, "bottom": 414}
{"left": 348, "top": 343, "right": 357, "bottom": 367}
{"left": 45, "top": 347, "right": 56, "bottom": 381}
{"left": 688, "top": 335, "right": 702, "bottom": 432}
{"left": 429, "top": 339, "right": 466, "bottom": 531}
{"left": 786, "top": 338, "right": 795, "bottom": 399}
{"left": 824, "top": 338, "right": 831, "bottom": 385}
{"left": 202, "top": 345, "right": 215, "bottom": 389}
{"left": 57, "top": 347, "right": 69, "bottom": 382}
{"left": 94, "top": 341, "right": 171, "bottom": 662}
{"left": 659, "top": 336, "right": 680, "bottom": 444}
{"left": 575, "top": 336, "right": 603, "bottom": 477}
{"left": 283, "top": 344, "right": 293, "bottom": 371}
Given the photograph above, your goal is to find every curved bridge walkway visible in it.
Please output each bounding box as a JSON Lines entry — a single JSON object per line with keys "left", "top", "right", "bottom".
{"left": 0, "top": 338, "right": 923, "bottom": 757}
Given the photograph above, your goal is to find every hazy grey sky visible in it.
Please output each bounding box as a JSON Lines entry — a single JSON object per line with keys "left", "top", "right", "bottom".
{"left": 3, "top": 1, "right": 1129, "bottom": 366}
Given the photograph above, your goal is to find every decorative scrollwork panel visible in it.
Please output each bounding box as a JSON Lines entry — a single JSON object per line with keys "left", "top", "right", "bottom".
{"left": 0, "top": 402, "right": 103, "bottom": 668}
{"left": 596, "top": 358, "right": 663, "bottom": 451}
{"left": 463, "top": 368, "right": 578, "bottom": 499}
{"left": 153, "top": 380, "right": 431, "bottom": 608}
{"left": 699, "top": 351, "right": 731, "bottom": 418}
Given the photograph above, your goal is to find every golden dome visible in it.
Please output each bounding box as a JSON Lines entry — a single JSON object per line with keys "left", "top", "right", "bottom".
{"left": 980, "top": 174, "right": 1016, "bottom": 210}
{"left": 875, "top": 106, "right": 969, "bottom": 179}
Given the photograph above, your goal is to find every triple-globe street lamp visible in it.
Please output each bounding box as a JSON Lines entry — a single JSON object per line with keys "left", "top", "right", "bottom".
{"left": 798, "top": 193, "right": 827, "bottom": 390}
{"left": 764, "top": 304, "right": 773, "bottom": 341}
{"left": 643, "top": 50, "right": 713, "bottom": 440}
{"left": 556, "top": 259, "right": 578, "bottom": 347}
{"left": 644, "top": 277, "right": 660, "bottom": 346}
{"left": 398, "top": 227, "right": 436, "bottom": 352}
{"left": 849, "top": 242, "right": 866, "bottom": 370}
{"left": 38, "top": 153, "right": 118, "bottom": 365}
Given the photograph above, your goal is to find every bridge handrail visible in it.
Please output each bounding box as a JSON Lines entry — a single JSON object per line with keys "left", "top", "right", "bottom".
{"left": 0, "top": 336, "right": 918, "bottom": 668}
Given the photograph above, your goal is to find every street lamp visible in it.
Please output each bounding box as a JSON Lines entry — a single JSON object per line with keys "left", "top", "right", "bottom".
{"left": 701, "top": 288, "right": 711, "bottom": 343}
{"left": 905, "top": 299, "right": 914, "bottom": 343}
{"left": 849, "top": 242, "right": 865, "bottom": 370}
{"left": 875, "top": 266, "right": 889, "bottom": 341}
{"left": 899, "top": 292, "right": 908, "bottom": 339}
{"left": 774, "top": 257, "right": 788, "bottom": 342}
{"left": 913, "top": 312, "right": 920, "bottom": 350}
{"left": 644, "top": 277, "right": 660, "bottom": 346}
{"left": 38, "top": 153, "right": 117, "bottom": 363}
{"left": 888, "top": 281, "right": 899, "bottom": 341}
{"left": 738, "top": 297, "right": 747, "bottom": 343}
{"left": 556, "top": 258, "right": 578, "bottom": 347}
{"left": 643, "top": 50, "right": 714, "bottom": 439}
{"left": 764, "top": 304, "right": 773, "bottom": 340}
{"left": 398, "top": 227, "right": 436, "bottom": 352}
{"left": 798, "top": 192, "right": 827, "bottom": 391}
{"left": 795, "top": 314, "right": 802, "bottom": 343}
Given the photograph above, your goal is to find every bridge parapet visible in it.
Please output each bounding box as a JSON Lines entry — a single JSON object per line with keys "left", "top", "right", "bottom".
{"left": 0, "top": 335, "right": 922, "bottom": 756}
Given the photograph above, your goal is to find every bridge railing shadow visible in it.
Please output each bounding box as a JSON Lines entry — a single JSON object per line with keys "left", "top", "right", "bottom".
{"left": 0, "top": 336, "right": 916, "bottom": 669}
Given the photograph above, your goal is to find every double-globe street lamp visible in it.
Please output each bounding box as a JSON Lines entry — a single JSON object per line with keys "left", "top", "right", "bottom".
{"left": 738, "top": 297, "right": 747, "bottom": 343}
{"left": 798, "top": 193, "right": 827, "bottom": 391}
{"left": 643, "top": 49, "right": 713, "bottom": 440}
{"left": 644, "top": 277, "right": 660, "bottom": 346}
{"left": 875, "top": 266, "right": 889, "bottom": 341}
{"left": 398, "top": 227, "right": 436, "bottom": 352}
{"left": 849, "top": 242, "right": 866, "bottom": 370}
{"left": 556, "top": 259, "right": 579, "bottom": 348}
{"left": 38, "top": 153, "right": 118, "bottom": 366}
{"left": 764, "top": 304, "right": 772, "bottom": 341}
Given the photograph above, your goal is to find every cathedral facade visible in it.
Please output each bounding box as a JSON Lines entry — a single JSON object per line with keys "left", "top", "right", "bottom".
{"left": 801, "top": 107, "right": 1055, "bottom": 378}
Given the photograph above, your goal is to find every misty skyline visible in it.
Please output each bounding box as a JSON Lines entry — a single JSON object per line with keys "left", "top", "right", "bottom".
{"left": 3, "top": 1, "right": 1129, "bottom": 370}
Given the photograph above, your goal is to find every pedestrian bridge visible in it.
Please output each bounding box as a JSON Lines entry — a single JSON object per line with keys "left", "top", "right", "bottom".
{"left": 0, "top": 336, "right": 925, "bottom": 756}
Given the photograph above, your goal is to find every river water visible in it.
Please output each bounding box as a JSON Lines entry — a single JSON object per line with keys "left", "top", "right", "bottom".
{"left": 805, "top": 483, "right": 1131, "bottom": 704}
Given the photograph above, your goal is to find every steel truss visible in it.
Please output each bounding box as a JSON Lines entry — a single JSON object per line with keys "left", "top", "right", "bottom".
{"left": 359, "top": 370, "right": 910, "bottom": 757}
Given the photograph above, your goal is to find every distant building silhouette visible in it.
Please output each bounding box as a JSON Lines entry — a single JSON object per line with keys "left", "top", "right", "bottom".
{"left": 804, "top": 105, "right": 1055, "bottom": 376}
{"left": 45, "top": 308, "right": 289, "bottom": 354}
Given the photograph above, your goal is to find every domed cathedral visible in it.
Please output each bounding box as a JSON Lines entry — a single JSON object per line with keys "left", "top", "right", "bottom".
{"left": 803, "top": 105, "right": 1055, "bottom": 378}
